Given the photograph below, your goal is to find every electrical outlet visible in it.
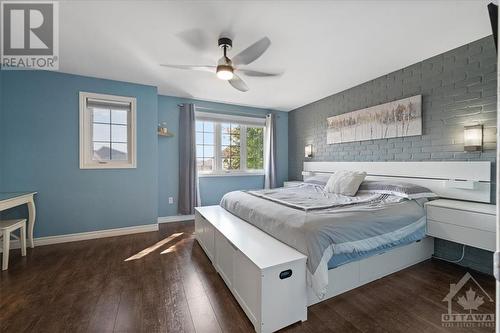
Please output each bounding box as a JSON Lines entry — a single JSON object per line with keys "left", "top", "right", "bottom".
{"left": 168, "top": 197, "right": 174, "bottom": 204}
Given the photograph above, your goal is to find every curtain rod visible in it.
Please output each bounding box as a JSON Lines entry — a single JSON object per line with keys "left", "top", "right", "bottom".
{"left": 177, "top": 104, "right": 278, "bottom": 119}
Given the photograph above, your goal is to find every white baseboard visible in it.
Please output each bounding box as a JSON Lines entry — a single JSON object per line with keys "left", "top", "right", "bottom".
{"left": 1, "top": 223, "right": 159, "bottom": 251}
{"left": 157, "top": 215, "right": 195, "bottom": 223}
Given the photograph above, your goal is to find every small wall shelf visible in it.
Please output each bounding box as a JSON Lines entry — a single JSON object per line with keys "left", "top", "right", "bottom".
{"left": 158, "top": 130, "right": 174, "bottom": 137}
{"left": 158, "top": 122, "right": 174, "bottom": 137}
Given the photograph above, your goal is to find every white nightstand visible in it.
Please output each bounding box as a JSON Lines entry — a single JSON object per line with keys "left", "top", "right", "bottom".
{"left": 425, "top": 199, "right": 496, "bottom": 252}
{"left": 283, "top": 181, "right": 303, "bottom": 187}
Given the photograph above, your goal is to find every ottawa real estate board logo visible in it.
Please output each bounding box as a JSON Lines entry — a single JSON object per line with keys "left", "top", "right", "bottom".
{"left": 1, "top": 1, "right": 59, "bottom": 70}
{"left": 442, "top": 272, "right": 495, "bottom": 328}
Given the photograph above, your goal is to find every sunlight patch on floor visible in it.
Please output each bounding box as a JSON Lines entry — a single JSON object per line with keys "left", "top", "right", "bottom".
{"left": 161, "top": 237, "right": 191, "bottom": 254}
{"left": 124, "top": 232, "right": 183, "bottom": 261}
{"left": 160, "top": 245, "right": 176, "bottom": 254}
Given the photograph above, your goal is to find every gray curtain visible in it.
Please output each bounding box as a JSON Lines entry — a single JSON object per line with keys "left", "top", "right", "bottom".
{"left": 178, "top": 103, "right": 198, "bottom": 215}
{"left": 264, "top": 113, "right": 277, "bottom": 189}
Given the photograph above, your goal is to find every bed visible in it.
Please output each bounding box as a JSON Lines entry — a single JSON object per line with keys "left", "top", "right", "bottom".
{"left": 220, "top": 182, "right": 428, "bottom": 298}
{"left": 195, "top": 161, "right": 492, "bottom": 332}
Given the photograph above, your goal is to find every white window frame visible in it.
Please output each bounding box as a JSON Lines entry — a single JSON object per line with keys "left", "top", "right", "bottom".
{"left": 79, "top": 92, "right": 137, "bottom": 169}
{"left": 195, "top": 112, "right": 266, "bottom": 177}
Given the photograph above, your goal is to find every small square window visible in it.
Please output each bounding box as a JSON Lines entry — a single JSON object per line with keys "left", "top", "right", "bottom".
{"left": 80, "top": 92, "right": 136, "bottom": 169}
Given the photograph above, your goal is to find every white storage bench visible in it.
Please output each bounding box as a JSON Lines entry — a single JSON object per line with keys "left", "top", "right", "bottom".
{"left": 195, "top": 206, "right": 308, "bottom": 333}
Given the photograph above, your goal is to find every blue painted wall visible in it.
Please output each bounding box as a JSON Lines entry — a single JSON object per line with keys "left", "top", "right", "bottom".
{"left": 198, "top": 176, "right": 266, "bottom": 206}
{"left": 157, "top": 95, "right": 288, "bottom": 217}
{"left": 1, "top": 71, "right": 159, "bottom": 237}
{"left": 0, "top": 71, "right": 288, "bottom": 236}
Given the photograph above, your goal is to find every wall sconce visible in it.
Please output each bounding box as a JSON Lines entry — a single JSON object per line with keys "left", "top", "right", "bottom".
{"left": 305, "top": 144, "right": 313, "bottom": 158}
{"left": 464, "top": 125, "right": 483, "bottom": 151}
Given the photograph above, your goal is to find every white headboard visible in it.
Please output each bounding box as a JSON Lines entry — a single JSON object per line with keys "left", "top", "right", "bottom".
{"left": 303, "top": 161, "right": 492, "bottom": 203}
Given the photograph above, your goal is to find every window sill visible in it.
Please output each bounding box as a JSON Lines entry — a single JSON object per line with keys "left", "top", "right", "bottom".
{"left": 198, "top": 172, "right": 265, "bottom": 178}
{"left": 80, "top": 162, "right": 137, "bottom": 169}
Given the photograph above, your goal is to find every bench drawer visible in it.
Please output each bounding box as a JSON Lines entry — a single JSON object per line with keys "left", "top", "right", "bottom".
{"left": 215, "top": 230, "right": 237, "bottom": 288}
{"left": 195, "top": 212, "right": 215, "bottom": 261}
{"left": 233, "top": 250, "right": 261, "bottom": 326}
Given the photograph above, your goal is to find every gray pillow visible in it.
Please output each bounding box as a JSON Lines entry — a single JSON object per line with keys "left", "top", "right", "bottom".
{"left": 358, "top": 180, "right": 437, "bottom": 199}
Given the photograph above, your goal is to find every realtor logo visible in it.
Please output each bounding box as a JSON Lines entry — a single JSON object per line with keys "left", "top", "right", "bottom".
{"left": 442, "top": 272, "right": 495, "bottom": 329}
{"left": 1, "top": 1, "right": 59, "bottom": 69}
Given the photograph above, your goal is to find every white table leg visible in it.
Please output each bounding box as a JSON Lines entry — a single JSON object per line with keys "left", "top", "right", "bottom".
{"left": 27, "top": 197, "right": 36, "bottom": 248}
{"left": 2, "top": 230, "right": 10, "bottom": 270}
{"left": 20, "top": 223, "right": 27, "bottom": 256}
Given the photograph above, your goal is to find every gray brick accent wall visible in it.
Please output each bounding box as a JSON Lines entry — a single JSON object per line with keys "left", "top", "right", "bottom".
{"left": 289, "top": 36, "right": 496, "bottom": 189}
{"left": 288, "top": 36, "right": 497, "bottom": 275}
{"left": 434, "top": 239, "right": 493, "bottom": 275}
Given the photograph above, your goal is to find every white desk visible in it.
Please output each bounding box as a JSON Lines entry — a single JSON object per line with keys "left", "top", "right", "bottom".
{"left": 0, "top": 192, "right": 37, "bottom": 248}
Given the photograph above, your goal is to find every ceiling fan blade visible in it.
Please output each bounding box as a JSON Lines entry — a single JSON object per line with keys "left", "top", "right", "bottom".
{"left": 229, "top": 74, "right": 249, "bottom": 92}
{"left": 232, "top": 37, "right": 271, "bottom": 66}
{"left": 160, "top": 64, "right": 215, "bottom": 73}
{"left": 236, "top": 69, "right": 282, "bottom": 77}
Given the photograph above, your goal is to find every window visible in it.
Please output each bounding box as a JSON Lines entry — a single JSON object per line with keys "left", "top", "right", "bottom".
{"left": 221, "top": 123, "right": 241, "bottom": 170}
{"left": 195, "top": 112, "right": 265, "bottom": 175}
{"left": 196, "top": 121, "right": 215, "bottom": 171}
{"left": 245, "top": 126, "right": 264, "bottom": 170}
{"left": 79, "top": 92, "right": 136, "bottom": 169}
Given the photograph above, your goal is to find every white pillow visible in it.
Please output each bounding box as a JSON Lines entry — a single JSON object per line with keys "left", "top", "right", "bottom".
{"left": 325, "top": 170, "right": 367, "bottom": 196}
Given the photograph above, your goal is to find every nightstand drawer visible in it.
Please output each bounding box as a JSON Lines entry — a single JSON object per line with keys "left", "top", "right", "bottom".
{"left": 426, "top": 206, "right": 495, "bottom": 232}
{"left": 427, "top": 219, "right": 495, "bottom": 251}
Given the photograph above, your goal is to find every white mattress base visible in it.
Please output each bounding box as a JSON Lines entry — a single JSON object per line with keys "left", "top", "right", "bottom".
{"left": 307, "top": 236, "right": 434, "bottom": 306}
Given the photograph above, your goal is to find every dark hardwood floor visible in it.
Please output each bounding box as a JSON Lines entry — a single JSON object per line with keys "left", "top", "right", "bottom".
{"left": 0, "top": 221, "right": 495, "bottom": 333}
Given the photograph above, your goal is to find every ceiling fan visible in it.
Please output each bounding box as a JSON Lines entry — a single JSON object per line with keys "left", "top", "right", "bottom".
{"left": 160, "top": 37, "right": 281, "bottom": 92}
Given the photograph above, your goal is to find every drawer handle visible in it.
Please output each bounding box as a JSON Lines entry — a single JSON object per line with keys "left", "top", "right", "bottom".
{"left": 279, "top": 269, "right": 293, "bottom": 279}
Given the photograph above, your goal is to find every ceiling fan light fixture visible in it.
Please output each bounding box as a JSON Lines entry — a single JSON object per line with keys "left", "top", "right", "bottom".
{"left": 161, "top": 36, "right": 275, "bottom": 91}
{"left": 216, "top": 65, "right": 234, "bottom": 80}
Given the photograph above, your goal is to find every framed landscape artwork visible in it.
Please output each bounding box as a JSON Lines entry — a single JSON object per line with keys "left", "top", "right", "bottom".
{"left": 327, "top": 95, "right": 422, "bottom": 144}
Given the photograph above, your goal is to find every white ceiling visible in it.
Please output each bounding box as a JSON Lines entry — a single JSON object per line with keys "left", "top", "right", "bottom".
{"left": 59, "top": 0, "right": 493, "bottom": 111}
